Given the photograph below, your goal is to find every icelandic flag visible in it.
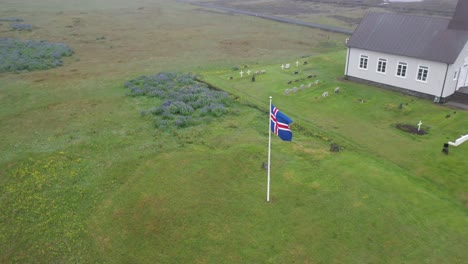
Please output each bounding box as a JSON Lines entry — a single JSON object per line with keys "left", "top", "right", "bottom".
{"left": 270, "top": 104, "right": 293, "bottom": 141}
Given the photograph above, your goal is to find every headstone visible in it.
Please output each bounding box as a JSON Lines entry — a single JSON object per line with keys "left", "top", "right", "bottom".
{"left": 247, "top": 70, "right": 251, "bottom": 76}
{"left": 314, "top": 80, "right": 319, "bottom": 85}
{"left": 307, "top": 83, "right": 312, "bottom": 88}
{"left": 417, "top": 121, "right": 422, "bottom": 131}
{"left": 285, "top": 63, "right": 290, "bottom": 69}
{"left": 330, "top": 143, "right": 340, "bottom": 152}
{"left": 281, "top": 64, "right": 284, "bottom": 70}
{"left": 334, "top": 87, "right": 340, "bottom": 93}
{"left": 442, "top": 143, "right": 449, "bottom": 154}
{"left": 296, "top": 60, "right": 299, "bottom": 67}
{"left": 284, "top": 89, "right": 291, "bottom": 95}
{"left": 300, "top": 84, "right": 305, "bottom": 90}
{"left": 240, "top": 70, "right": 244, "bottom": 77}
{"left": 293, "top": 87, "right": 298, "bottom": 92}
{"left": 252, "top": 75, "right": 255, "bottom": 82}
{"left": 322, "top": 91, "right": 328, "bottom": 97}
{"left": 261, "top": 70, "right": 266, "bottom": 74}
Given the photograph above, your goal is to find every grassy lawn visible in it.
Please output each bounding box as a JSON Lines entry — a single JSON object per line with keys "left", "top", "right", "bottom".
{"left": 201, "top": 51, "right": 468, "bottom": 206}
{"left": 1, "top": 0, "right": 467, "bottom": 263}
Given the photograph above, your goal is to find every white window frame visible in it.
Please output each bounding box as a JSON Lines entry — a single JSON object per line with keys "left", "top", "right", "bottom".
{"left": 416, "top": 65, "right": 429, "bottom": 82}
{"left": 376, "top": 58, "right": 387, "bottom": 74}
{"left": 359, "top": 55, "right": 368, "bottom": 70}
{"left": 396, "top": 61, "right": 407, "bottom": 78}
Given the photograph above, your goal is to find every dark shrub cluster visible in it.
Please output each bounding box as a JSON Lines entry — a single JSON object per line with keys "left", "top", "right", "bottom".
{"left": 10, "top": 23, "right": 33, "bottom": 31}
{"left": 0, "top": 38, "right": 73, "bottom": 72}
{"left": 125, "top": 72, "right": 233, "bottom": 129}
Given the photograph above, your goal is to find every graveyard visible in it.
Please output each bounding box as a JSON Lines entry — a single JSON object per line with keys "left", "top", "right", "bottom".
{"left": 1, "top": 0, "right": 467, "bottom": 263}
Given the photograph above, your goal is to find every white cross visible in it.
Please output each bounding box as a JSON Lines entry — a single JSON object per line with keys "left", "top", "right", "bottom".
{"left": 240, "top": 70, "right": 244, "bottom": 77}
{"left": 281, "top": 64, "right": 284, "bottom": 70}
{"left": 417, "top": 121, "right": 422, "bottom": 131}
{"left": 296, "top": 60, "right": 299, "bottom": 67}
{"left": 247, "top": 70, "right": 251, "bottom": 76}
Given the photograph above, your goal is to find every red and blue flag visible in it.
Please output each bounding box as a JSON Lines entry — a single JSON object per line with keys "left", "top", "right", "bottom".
{"left": 270, "top": 104, "right": 293, "bottom": 141}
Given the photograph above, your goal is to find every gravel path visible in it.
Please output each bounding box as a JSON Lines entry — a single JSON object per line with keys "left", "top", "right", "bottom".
{"left": 179, "top": 0, "right": 353, "bottom": 35}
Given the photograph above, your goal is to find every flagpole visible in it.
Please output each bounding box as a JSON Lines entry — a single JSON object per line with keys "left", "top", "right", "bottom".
{"left": 267, "top": 96, "right": 272, "bottom": 202}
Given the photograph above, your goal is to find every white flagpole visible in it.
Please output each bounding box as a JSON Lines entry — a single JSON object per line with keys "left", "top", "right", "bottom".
{"left": 267, "top": 96, "right": 272, "bottom": 202}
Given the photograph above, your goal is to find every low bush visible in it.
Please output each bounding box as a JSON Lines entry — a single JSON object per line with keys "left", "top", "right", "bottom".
{"left": 124, "top": 72, "right": 233, "bottom": 129}
{"left": 0, "top": 17, "right": 24, "bottom": 22}
{"left": 0, "top": 38, "right": 73, "bottom": 73}
{"left": 10, "top": 23, "right": 33, "bottom": 31}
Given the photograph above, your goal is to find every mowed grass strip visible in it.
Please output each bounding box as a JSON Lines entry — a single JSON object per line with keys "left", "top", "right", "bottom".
{"left": 202, "top": 50, "right": 468, "bottom": 208}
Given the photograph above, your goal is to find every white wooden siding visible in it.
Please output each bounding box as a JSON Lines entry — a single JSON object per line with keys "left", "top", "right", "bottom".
{"left": 445, "top": 41, "right": 468, "bottom": 97}
{"left": 347, "top": 48, "right": 448, "bottom": 97}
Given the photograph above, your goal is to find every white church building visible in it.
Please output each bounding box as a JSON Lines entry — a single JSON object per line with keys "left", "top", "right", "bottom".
{"left": 345, "top": 0, "right": 468, "bottom": 103}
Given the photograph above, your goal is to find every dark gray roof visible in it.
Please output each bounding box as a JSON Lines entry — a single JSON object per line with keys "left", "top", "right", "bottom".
{"left": 449, "top": 0, "right": 468, "bottom": 30}
{"left": 347, "top": 12, "right": 468, "bottom": 64}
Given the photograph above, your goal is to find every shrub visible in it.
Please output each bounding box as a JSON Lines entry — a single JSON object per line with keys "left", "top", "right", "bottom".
{"left": 175, "top": 116, "right": 193, "bottom": 127}
{"left": 169, "top": 101, "right": 194, "bottom": 115}
{"left": 10, "top": 23, "right": 33, "bottom": 31}
{"left": 124, "top": 72, "right": 233, "bottom": 129}
{"left": 154, "top": 119, "right": 170, "bottom": 129}
{"left": 201, "top": 103, "right": 229, "bottom": 117}
{"left": 0, "top": 38, "right": 73, "bottom": 73}
{"left": 0, "top": 17, "right": 24, "bottom": 22}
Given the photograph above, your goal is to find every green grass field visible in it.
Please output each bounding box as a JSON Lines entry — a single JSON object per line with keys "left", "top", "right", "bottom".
{"left": 1, "top": 0, "right": 467, "bottom": 263}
